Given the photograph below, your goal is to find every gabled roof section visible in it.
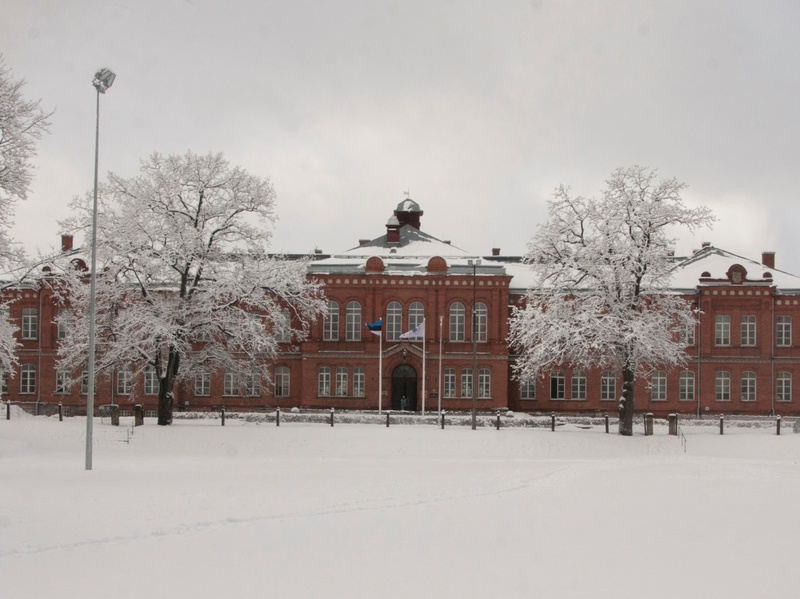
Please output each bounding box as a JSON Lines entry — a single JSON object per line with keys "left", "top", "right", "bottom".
{"left": 342, "top": 225, "right": 468, "bottom": 258}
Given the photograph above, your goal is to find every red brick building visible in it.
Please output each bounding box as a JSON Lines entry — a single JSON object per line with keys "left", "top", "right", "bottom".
{"left": 3, "top": 199, "right": 800, "bottom": 417}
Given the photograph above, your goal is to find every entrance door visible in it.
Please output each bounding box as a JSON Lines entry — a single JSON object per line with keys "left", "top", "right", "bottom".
{"left": 391, "top": 364, "right": 417, "bottom": 411}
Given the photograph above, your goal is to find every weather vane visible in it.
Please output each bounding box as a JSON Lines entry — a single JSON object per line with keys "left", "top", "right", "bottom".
{"left": 404, "top": 189, "right": 411, "bottom": 199}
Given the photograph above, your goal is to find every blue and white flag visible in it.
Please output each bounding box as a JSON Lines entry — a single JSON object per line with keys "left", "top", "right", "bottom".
{"left": 365, "top": 318, "right": 382, "bottom": 336}
{"left": 400, "top": 320, "right": 425, "bottom": 340}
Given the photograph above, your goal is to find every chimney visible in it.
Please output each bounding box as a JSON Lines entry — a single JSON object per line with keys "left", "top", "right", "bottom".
{"left": 359, "top": 239, "right": 370, "bottom": 247}
{"left": 61, "top": 234, "right": 74, "bottom": 252}
{"left": 762, "top": 251, "right": 775, "bottom": 269}
{"left": 386, "top": 215, "right": 400, "bottom": 244}
{"left": 492, "top": 248, "right": 500, "bottom": 256}
{"left": 701, "top": 241, "right": 711, "bottom": 248}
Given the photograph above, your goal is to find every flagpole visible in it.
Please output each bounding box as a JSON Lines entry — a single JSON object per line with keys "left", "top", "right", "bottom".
{"left": 422, "top": 319, "right": 426, "bottom": 415}
{"left": 438, "top": 315, "right": 443, "bottom": 414}
{"left": 378, "top": 329, "right": 383, "bottom": 415}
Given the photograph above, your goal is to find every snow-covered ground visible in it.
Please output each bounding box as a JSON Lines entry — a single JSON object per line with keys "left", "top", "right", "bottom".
{"left": 1, "top": 412, "right": 797, "bottom": 599}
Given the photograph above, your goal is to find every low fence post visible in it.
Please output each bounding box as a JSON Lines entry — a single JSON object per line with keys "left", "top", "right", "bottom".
{"left": 330, "top": 407, "right": 334, "bottom": 427}
{"left": 386, "top": 411, "right": 390, "bottom": 428}
{"left": 551, "top": 412, "right": 555, "bottom": 432}
{"left": 644, "top": 412, "right": 653, "bottom": 436}
{"left": 221, "top": 407, "right": 226, "bottom": 426}
{"left": 58, "top": 402, "right": 63, "bottom": 422}
{"left": 6, "top": 400, "right": 10, "bottom": 420}
{"left": 134, "top": 404, "right": 144, "bottom": 427}
{"left": 604, "top": 413, "right": 609, "bottom": 434}
{"left": 440, "top": 411, "right": 445, "bottom": 429}
{"left": 668, "top": 413, "right": 678, "bottom": 436}
{"left": 777, "top": 415, "right": 781, "bottom": 436}
{"left": 110, "top": 404, "right": 120, "bottom": 426}
{"left": 719, "top": 415, "right": 724, "bottom": 435}
{"left": 276, "top": 406, "right": 281, "bottom": 427}
{"left": 496, "top": 411, "right": 501, "bottom": 431}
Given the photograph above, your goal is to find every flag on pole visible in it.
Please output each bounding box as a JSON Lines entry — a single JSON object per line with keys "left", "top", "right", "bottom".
{"left": 400, "top": 320, "right": 425, "bottom": 340}
{"left": 365, "top": 318, "right": 382, "bottom": 336}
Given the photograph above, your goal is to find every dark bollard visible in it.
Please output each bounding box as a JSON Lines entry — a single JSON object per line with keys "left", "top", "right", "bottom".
{"left": 110, "top": 404, "right": 120, "bottom": 426}
{"left": 330, "top": 407, "right": 334, "bottom": 427}
{"left": 777, "top": 415, "right": 781, "bottom": 436}
{"left": 58, "top": 402, "right": 63, "bottom": 422}
{"left": 551, "top": 412, "right": 555, "bottom": 432}
{"left": 644, "top": 412, "right": 653, "bottom": 436}
{"left": 604, "top": 413, "right": 609, "bottom": 434}
{"left": 719, "top": 415, "right": 724, "bottom": 435}
{"left": 496, "top": 411, "right": 501, "bottom": 431}
{"left": 6, "top": 401, "right": 10, "bottom": 420}
{"left": 221, "top": 407, "right": 226, "bottom": 426}
{"left": 668, "top": 413, "right": 678, "bottom": 436}
{"left": 440, "top": 411, "right": 445, "bottom": 429}
{"left": 134, "top": 404, "right": 144, "bottom": 426}
{"left": 276, "top": 406, "right": 281, "bottom": 427}
{"left": 386, "top": 411, "right": 390, "bottom": 428}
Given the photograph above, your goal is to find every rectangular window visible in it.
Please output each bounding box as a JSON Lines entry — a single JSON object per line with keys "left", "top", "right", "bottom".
{"left": 55, "top": 369, "right": 71, "bottom": 395}
{"left": 461, "top": 368, "right": 473, "bottom": 398}
{"left": 318, "top": 367, "right": 331, "bottom": 396}
{"left": 478, "top": 368, "right": 491, "bottom": 398}
{"left": 741, "top": 316, "right": 756, "bottom": 347}
{"left": 741, "top": 371, "right": 757, "bottom": 402}
{"left": 353, "top": 367, "right": 365, "bottom": 397}
{"left": 20, "top": 364, "right": 36, "bottom": 394}
{"left": 275, "top": 310, "right": 291, "bottom": 343}
{"left": 275, "top": 367, "right": 290, "bottom": 397}
{"left": 571, "top": 371, "right": 586, "bottom": 400}
{"left": 550, "top": 371, "right": 565, "bottom": 400}
{"left": 679, "top": 371, "right": 695, "bottom": 402}
{"left": 144, "top": 366, "right": 158, "bottom": 396}
{"left": 245, "top": 372, "right": 260, "bottom": 397}
{"left": 715, "top": 371, "right": 731, "bottom": 401}
{"left": 22, "top": 308, "right": 37, "bottom": 340}
{"left": 223, "top": 372, "right": 238, "bottom": 396}
{"left": 777, "top": 372, "right": 792, "bottom": 402}
{"left": 651, "top": 371, "right": 666, "bottom": 401}
{"left": 335, "top": 367, "right": 348, "bottom": 397}
{"left": 444, "top": 368, "right": 456, "bottom": 398}
{"left": 715, "top": 315, "right": 730, "bottom": 346}
{"left": 195, "top": 371, "right": 211, "bottom": 396}
{"left": 600, "top": 371, "right": 616, "bottom": 401}
{"left": 80, "top": 369, "right": 93, "bottom": 396}
{"left": 680, "top": 322, "right": 695, "bottom": 346}
{"left": 57, "top": 309, "right": 73, "bottom": 340}
{"left": 777, "top": 316, "right": 792, "bottom": 347}
{"left": 520, "top": 379, "right": 536, "bottom": 400}
{"left": 116, "top": 368, "right": 132, "bottom": 395}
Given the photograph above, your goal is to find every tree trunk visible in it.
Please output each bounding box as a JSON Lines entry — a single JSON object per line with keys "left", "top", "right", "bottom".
{"left": 618, "top": 366, "right": 635, "bottom": 436}
{"left": 156, "top": 347, "right": 180, "bottom": 426}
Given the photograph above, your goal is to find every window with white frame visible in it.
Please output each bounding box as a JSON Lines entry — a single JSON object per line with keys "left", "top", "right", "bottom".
{"left": 323, "top": 301, "right": 339, "bottom": 341}
{"left": 116, "top": 367, "right": 132, "bottom": 395}
{"left": 353, "top": 367, "right": 365, "bottom": 397}
{"left": 777, "top": 316, "right": 792, "bottom": 347}
{"left": 715, "top": 371, "right": 731, "bottom": 401}
{"left": 449, "top": 302, "right": 465, "bottom": 342}
{"left": 318, "top": 367, "right": 331, "bottom": 396}
{"left": 715, "top": 315, "right": 730, "bottom": 346}
{"left": 223, "top": 371, "right": 238, "bottom": 396}
{"left": 741, "top": 371, "right": 756, "bottom": 402}
{"left": 478, "top": 368, "right": 491, "bottom": 398}
{"left": 679, "top": 370, "right": 695, "bottom": 402}
{"left": 651, "top": 371, "right": 667, "bottom": 401}
{"left": 520, "top": 379, "right": 535, "bottom": 400}
{"left": 473, "top": 302, "right": 487, "bottom": 342}
{"left": 680, "top": 322, "right": 695, "bottom": 346}
{"left": 144, "top": 366, "right": 158, "bottom": 396}
{"left": 345, "top": 302, "right": 361, "bottom": 341}
{"left": 275, "top": 366, "right": 290, "bottom": 397}
{"left": 245, "top": 372, "right": 260, "bottom": 397}
{"left": 408, "top": 301, "right": 424, "bottom": 331}
{"left": 20, "top": 364, "right": 35, "bottom": 394}
{"left": 741, "top": 316, "right": 756, "bottom": 347}
{"left": 57, "top": 309, "right": 72, "bottom": 340}
{"left": 195, "top": 370, "right": 210, "bottom": 396}
{"left": 275, "top": 310, "right": 291, "bottom": 343}
{"left": 777, "top": 371, "right": 792, "bottom": 402}
{"left": 387, "top": 301, "right": 402, "bottom": 341}
{"left": 80, "top": 369, "right": 95, "bottom": 396}
{"left": 444, "top": 368, "right": 456, "bottom": 398}
{"left": 21, "top": 308, "right": 37, "bottom": 340}
{"left": 55, "top": 369, "right": 70, "bottom": 394}
{"left": 335, "top": 367, "right": 348, "bottom": 396}
{"left": 550, "top": 371, "right": 565, "bottom": 400}
{"left": 600, "top": 371, "right": 616, "bottom": 401}
{"left": 571, "top": 370, "right": 586, "bottom": 400}
{"left": 461, "top": 368, "right": 473, "bottom": 398}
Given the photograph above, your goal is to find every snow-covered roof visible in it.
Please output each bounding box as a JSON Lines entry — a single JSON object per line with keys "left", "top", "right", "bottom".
{"left": 396, "top": 198, "right": 421, "bottom": 212}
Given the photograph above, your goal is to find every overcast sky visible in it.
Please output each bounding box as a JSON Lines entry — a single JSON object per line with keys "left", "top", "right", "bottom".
{"left": 4, "top": 0, "right": 800, "bottom": 272}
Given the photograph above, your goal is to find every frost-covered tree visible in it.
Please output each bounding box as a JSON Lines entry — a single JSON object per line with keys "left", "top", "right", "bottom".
{"left": 0, "top": 55, "right": 53, "bottom": 377}
{"left": 56, "top": 151, "right": 325, "bottom": 425}
{"left": 508, "top": 166, "right": 714, "bottom": 435}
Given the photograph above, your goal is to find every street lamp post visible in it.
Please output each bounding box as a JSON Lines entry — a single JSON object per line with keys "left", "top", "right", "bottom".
{"left": 85, "top": 68, "right": 115, "bottom": 471}
{"left": 469, "top": 258, "right": 480, "bottom": 430}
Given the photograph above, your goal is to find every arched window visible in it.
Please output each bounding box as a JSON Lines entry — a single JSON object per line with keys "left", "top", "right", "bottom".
{"left": 323, "top": 301, "right": 339, "bottom": 341}
{"left": 715, "top": 371, "right": 731, "bottom": 401}
{"left": 408, "top": 301, "right": 424, "bottom": 331}
{"left": 679, "top": 371, "right": 695, "bottom": 402}
{"left": 651, "top": 370, "right": 667, "bottom": 401}
{"left": 473, "top": 302, "right": 487, "bottom": 342}
{"left": 600, "top": 371, "right": 616, "bottom": 401}
{"left": 387, "top": 301, "right": 402, "bottom": 341}
{"left": 346, "top": 301, "right": 361, "bottom": 341}
{"left": 20, "top": 364, "right": 36, "bottom": 394}
{"left": 741, "top": 371, "right": 756, "bottom": 402}
{"left": 777, "top": 372, "right": 792, "bottom": 402}
{"left": 449, "top": 302, "right": 465, "bottom": 341}
{"left": 275, "top": 366, "right": 290, "bottom": 397}
{"left": 571, "top": 370, "right": 586, "bottom": 400}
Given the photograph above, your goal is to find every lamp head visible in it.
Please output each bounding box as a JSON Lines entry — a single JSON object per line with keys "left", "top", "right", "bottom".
{"left": 93, "top": 68, "right": 116, "bottom": 93}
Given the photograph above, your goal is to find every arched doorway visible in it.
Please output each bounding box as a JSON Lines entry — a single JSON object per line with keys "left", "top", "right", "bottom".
{"left": 391, "top": 364, "right": 417, "bottom": 411}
